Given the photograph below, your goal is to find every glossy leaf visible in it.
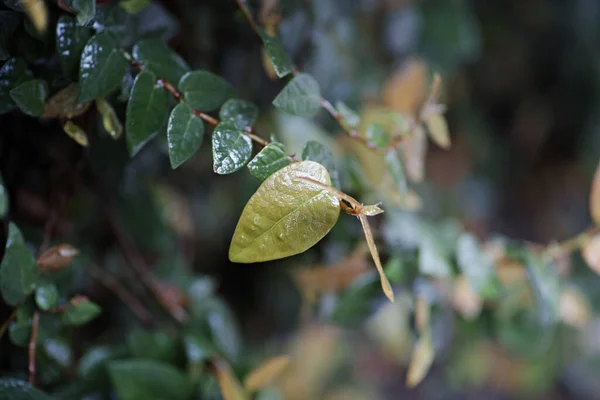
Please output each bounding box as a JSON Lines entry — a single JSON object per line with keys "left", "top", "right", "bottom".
{"left": 119, "top": 0, "right": 151, "bottom": 14}
{"left": 42, "top": 83, "right": 91, "bottom": 119}
{"left": 0, "top": 378, "right": 54, "bottom": 399}
{"left": 425, "top": 112, "right": 451, "bottom": 149}
{"left": 406, "top": 329, "right": 434, "bottom": 388}
{"left": 178, "top": 70, "right": 235, "bottom": 111}
{"left": 56, "top": 15, "right": 91, "bottom": 77}
{"left": 167, "top": 103, "right": 204, "bottom": 169}
{"left": 78, "top": 32, "right": 128, "bottom": 102}
{"left": 61, "top": 298, "right": 101, "bottom": 326}
{"left": 229, "top": 161, "right": 340, "bottom": 263}
{"left": 336, "top": 101, "right": 360, "bottom": 128}
{"left": 63, "top": 120, "right": 88, "bottom": 146}
{"left": 301, "top": 140, "right": 339, "bottom": 188}
{"left": 35, "top": 282, "right": 59, "bottom": 311}
{"left": 0, "top": 223, "right": 37, "bottom": 306}
{"left": 213, "top": 359, "right": 248, "bottom": 400}
{"left": 247, "top": 142, "right": 291, "bottom": 181}
{"left": 0, "top": 11, "right": 20, "bottom": 61}
{"left": 362, "top": 204, "right": 384, "bottom": 216}
{"left": 96, "top": 98, "right": 123, "bottom": 139}
{"left": 590, "top": 159, "right": 600, "bottom": 225}
{"left": 273, "top": 73, "right": 321, "bottom": 118}
{"left": 126, "top": 70, "right": 169, "bottom": 156}
{"left": 384, "top": 148, "right": 408, "bottom": 196}
{"left": 109, "top": 359, "right": 192, "bottom": 400}
{"left": 244, "top": 355, "right": 290, "bottom": 393}
{"left": 133, "top": 39, "right": 190, "bottom": 85}
{"left": 366, "top": 124, "right": 389, "bottom": 148}
{"left": 219, "top": 98, "right": 259, "bottom": 129}
{"left": 212, "top": 122, "right": 253, "bottom": 174}
{"left": 0, "top": 57, "right": 30, "bottom": 115}
{"left": 9, "top": 79, "right": 47, "bottom": 117}
{"left": 63, "top": 0, "right": 95, "bottom": 26}
{"left": 258, "top": 28, "right": 294, "bottom": 78}
{"left": 456, "top": 232, "right": 493, "bottom": 293}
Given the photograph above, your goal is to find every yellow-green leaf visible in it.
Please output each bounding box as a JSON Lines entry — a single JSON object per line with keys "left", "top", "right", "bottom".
{"left": 229, "top": 161, "right": 340, "bottom": 263}
{"left": 63, "top": 120, "right": 88, "bottom": 146}
{"left": 425, "top": 113, "right": 450, "bottom": 149}
{"left": 214, "top": 359, "right": 248, "bottom": 400}
{"left": 244, "top": 355, "right": 290, "bottom": 393}
{"left": 96, "top": 98, "right": 123, "bottom": 139}
{"left": 406, "top": 328, "right": 434, "bottom": 388}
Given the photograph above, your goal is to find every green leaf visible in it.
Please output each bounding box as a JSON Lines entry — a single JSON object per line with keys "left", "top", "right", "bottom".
{"left": 78, "top": 32, "right": 128, "bottom": 102}
{"left": 301, "top": 140, "right": 339, "bottom": 188}
{"left": 9, "top": 320, "right": 31, "bottom": 347}
{"left": 178, "top": 70, "right": 235, "bottom": 112}
{"left": 272, "top": 73, "right": 321, "bottom": 118}
{"left": 229, "top": 161, "right": 340, "bottom": 263}
{"left": 108, "top": 359, "right": 192, "bottom": 400}
{"left": 258, "top": 28, "right": 295, "bottom": 78}
{"left": 63, "top": 0, "right": 96, "bottom": 26}
{"left": 0, "top": 58, "right": 30, "bottom": 115}
{"left": 9, "top": 79, "right": 48, "bottom": 117}
{"left": 0, "top": 223, "right": 37, "bottom": 306}
{"left": 125, "top": 70, "right": 169, "bottom": 156}
{"left": 61, "top": 298, "right": 101, "bottom": 326}
{"left": 119, "top": 0, "right": 151, "bottom": 14}
{"left": 132, "top": 39, "right": 190, "bottom": 85}
{"left": 56, "top": 15, "right": 91, "bottom": 77}
{"left": 335, "top": 101, "right": 360, "bottom": 128}
{"left": 384, "top": 148, "right": 408, "bottom": 196}
{"left": 366, "top": 124, "right": 389, "bottom": 148}
{"left": 456, "top": 232, "right": 493, "bottom": 293}
{"left": 167, "top": 103, "right": 205, "bottom": 169}
{"left": 219, "top": 98, "right": 259, "bottom": 129}
{"left": 184, "top": 334, "right": 214, "bottom": 364}
{"left": 212, "top": 122, "right": 253, "bottom": 175}
{"left": 0, "top": 11, "right": 20, "bottom": 61}
{"left": 35, "top": 282, "right": 59, "bottom": 311}
{"left": 418, "top": 230, "right": 452, "bottom": 278}
{"left": 0, "top": 378, "right": 54, "bottom": 399}
{"left": 526, "top": 251, "right": 560, "bottom": 325}
{"left": 248, "top": 142, "right": 291, "bottom": 181}
{"left": 0, "top": 174, "right": 7, "bottom": 218}
{"left": 127, "top": 330, "right": 178, "bottom": 363}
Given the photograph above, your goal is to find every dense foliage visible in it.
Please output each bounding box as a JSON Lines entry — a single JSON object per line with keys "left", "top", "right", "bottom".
{"left": 2, "top": 0, "right": 600, "bottom": 399}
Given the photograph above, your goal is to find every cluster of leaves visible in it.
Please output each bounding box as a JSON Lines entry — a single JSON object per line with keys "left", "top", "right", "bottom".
{"left": 2, "top": 0, "right": 600, "bottom": 399}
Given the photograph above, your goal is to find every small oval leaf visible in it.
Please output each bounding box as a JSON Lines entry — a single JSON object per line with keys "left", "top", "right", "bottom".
{"left": 167, "top": 103, "right": 205, "bottom": 169}
{"left": 9, "top": 79, "right": 48, "bottom": 117}
{"left": 258, "top": 28, "right": 295, "bottom": 78}
{"left": 219, "top": 98, "right": 259, "bottom": 129}
{"left": 132, "top": 38, "right": 190, "bottom": 84}
{"left": 273, "top": 73, "right": 321, "bottom": 118}
{"left": 247, "top": 142, "right": 291, "bottom": 181}
{"left": 229, "top": 161, "right": 340, "bottom": 263}
{"left": 178, "top": 70, "right": 235, "bottom": 112}
{"left": 35, "top": 281, "right": 59, "bottom": 311}
{"left": 212, "top": 122, "right": 253, "bottom": 175}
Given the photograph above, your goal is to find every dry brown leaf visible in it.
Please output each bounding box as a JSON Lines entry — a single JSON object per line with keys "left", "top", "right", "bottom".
{"left": 582, "top": 234, "right": 600, "bottom": 275}
{"left": 43, "top": 84, "right": 91, "bottom": 119}
{"left": 590, "top": 160, "right": 600, "bottom": 225}
{"left": 425, "top": 112, "right": 451, "bottom": 150}
{"left": 559, "top": 285, "right": 592, "bottom": 328}
{"left": 22, "top": 0, "right": 47, "bottom": 33}
{"left": 63, "top": 120, "right": 89, "bottom": 146}
{"left": 382, "top": 58, "right": 428, "bottom": 115}
{"left": 244, "top": 355, "right": 290, "bottom": 393}
{"left": 37, "top": 244, "right": 79, "bottom": 271}
{"left": 406, "top": 329, "right": 434, "bottom": 388}
{"left": 399, "top": 124, "right": 427, "bottom": 182}
{"left": 213, "top": 359, "right": 248, "bottom": 400}
{"left": 359, "top": 213, "right": 394, "bottom": 302}
{"left": 452, "top": 276, "right": 483, "bottom": 320}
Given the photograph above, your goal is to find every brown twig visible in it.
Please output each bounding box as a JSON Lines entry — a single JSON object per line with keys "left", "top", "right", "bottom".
{"left": 88, "top": 265, "right": 153, "bottom": 326}
{"left": 28, "top": 311, "right": 39, "bottom": 385}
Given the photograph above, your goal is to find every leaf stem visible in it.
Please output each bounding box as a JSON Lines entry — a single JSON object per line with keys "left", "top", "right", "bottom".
{"left": 28, "top": 311, "right": 39, "bottom": 385}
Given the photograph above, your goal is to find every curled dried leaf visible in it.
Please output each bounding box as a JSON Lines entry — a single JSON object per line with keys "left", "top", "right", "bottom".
{"left": 244, "top": 355, "right": 290, "bottom": 393}
{"left": 406, "top": 329, "right": 434, "bottom": 388}
{"left": 96, "top": 98, "right": 123, "bottom": 139}
{"left": 42, "top": 84, "right": 91, "bottom": 119}
{"left": 63, "top": 120, "right": 88, "bottom": 146}
{"left": 362, "top": 203, "right": 384, "bottom": 216}
{"left": 358, "top": 213, "right": 394, "bottom": 302}
{"left": 37, "top": 244, "right": 79, "bottom": 271}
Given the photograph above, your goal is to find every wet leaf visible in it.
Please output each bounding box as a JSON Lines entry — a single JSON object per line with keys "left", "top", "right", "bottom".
{"left": 301, "top": 140, "right": 339, "bottom": 188}
{"left": 167, "top": 103, "right": 205, "bottom": 169}
{"left": 133, "top": 39, "right": 190, "bottom": 85}
{"left": 244, "top": 355, "right": 290, "bottom": 393}
{"left": 212, "top": 121, "right": 253, "bottom": 174}
{"left": 273, "top": 73, "right": 321, "bottom": 118}
{"left": 21, "top": 0, "right": 47, "bottom": 34}
{"left": 335, "top": 101, "right": 360, "bottom": 128}
{"left": 362, "top": 204, "right": 384, "bottom": 216}
{"left": 35, "top": 282, "right": 59, "bottom": 311}
{"left": 359, "top": 213, "right": 394, "bottom": 302}
{"left": 248, "top": 142, "right": 291, "bottom": 181}
{"left": 126, "top": 70, "right": 169, "bottom": 156}
{"left": 63, "top": 120, "right": 88, "bottom": 146}
{"left": 219, "top": 98, "right": 259, "bottom": 129}
{"left": 78, "top": 32, "right": 128, "bottom": 102}
{"left": 0, "top": 223, "right": 37, "bottom": 306}
{"left": 582, "top": 234, "right": 600, "bottom": 275}
{"left": 63, "top": 0, "right": 95, "bottom": 26}
{"left": 37, "top": 243, "right": 79, "bottom": 271}
{"left": 590, "top": 159, "right": 600, "bottom": 225}
{"left": 406, "top": 329, "right": 434, "bottom": 388}
{"left": 229, "top": 161, "right": 340, "bottom": 263}
{"left": 9, "top": 79, "right": 48, "bottom": 117}
{"left": 456, "top": 232, "right": 493, "bottom": 293}
{"left": 366, "top": 124, "right": 389, "bottom": 148}
{"left": 0, "top": 378, "right": 54, "bottom": 399}
{"left": 42, "top": 83, "right": 91, "bottom": 119}
{"left": 109, "top": 359, "right": 192, "bottom": 400}
{"left": 56, "top": 15, "right": 91, "bottom": 77}
{"left": 96, "top": 98, "right": 123, "bottom": 139}
{"left": 0, "top": 57, "right": 30, "bottom": 115}
{"left": 258, "top": 28, "right": 294, "bottom": 78}
{"left": 61, "top": 297, "right": 101, "bottom": 326}
{"left": 213, "top": 359, "right": 248, "bottom": 400}
{"left": 425, "top": 112, "right": 451, "bottom": 149}
{"left": 119, "top": 0, "right": 151, "bottom": 14}
{"left": 178, "top": 70, "right": 235, "bottom": 111}
{"left": 384, "top": 148, "right": 408, "bottom": 196}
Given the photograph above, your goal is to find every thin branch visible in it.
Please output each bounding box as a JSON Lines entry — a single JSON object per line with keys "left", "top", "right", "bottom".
{"left": 0, "top": 308, "right": 17, "bottom": 340}
{"left": 88, "top": 265, "right": 153, "bottom": 326}
{"left": 28, "top": 311, "right": 39, "bottom": 385}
